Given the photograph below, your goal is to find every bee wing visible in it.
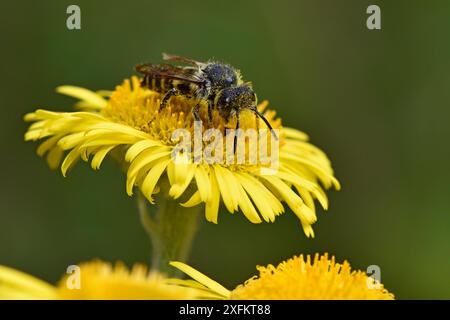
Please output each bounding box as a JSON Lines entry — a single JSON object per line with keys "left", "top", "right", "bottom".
{"left": 135, "top": 63, "right": 205, "bottom": 84}
{"left": 162, "top": 53, "right": 206, "bottom": 67}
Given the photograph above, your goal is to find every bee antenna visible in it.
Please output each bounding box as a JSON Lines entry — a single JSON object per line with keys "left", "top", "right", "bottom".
{"left": 252, "top": 108, "right": 278, "bottom": 140}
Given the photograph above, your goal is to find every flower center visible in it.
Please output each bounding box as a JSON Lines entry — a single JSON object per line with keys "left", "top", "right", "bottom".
{"left": 102, "top": 77, "right": 284, "bottom": 154}
{"left": 230, "top": 254, "right": 394, "bottom": 300}
{"left": 57, "top": 261, "right": 199, "bottom": 300}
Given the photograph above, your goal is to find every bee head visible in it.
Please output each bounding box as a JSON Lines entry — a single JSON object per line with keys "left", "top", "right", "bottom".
{"left": 215, "top": 84, "right": 277, "bottom": 139}
{"left": 215, "top": 84, "right": 256, "bottom": 111}
{"left": 203, "top": 63, "right": 240, "bottom": 90}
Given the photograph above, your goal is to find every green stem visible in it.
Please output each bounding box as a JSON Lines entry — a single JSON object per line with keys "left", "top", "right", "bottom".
{"left": 137, "top": 189, "right": 202, "bottom": 277}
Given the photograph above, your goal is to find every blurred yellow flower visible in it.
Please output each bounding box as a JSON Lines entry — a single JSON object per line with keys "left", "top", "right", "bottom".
{"left": 0, "top": 260, "right": 218, "bottom": 300}
{"left": 24, "top": 77, "right": 339, "bottom": 236}
{"left": 171, "top": 253, "right": 394, "bottom": 300}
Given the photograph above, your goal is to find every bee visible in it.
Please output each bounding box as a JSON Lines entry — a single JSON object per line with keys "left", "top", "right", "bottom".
{"left": 135, "top": 53, "right": 277, "bottom": 152}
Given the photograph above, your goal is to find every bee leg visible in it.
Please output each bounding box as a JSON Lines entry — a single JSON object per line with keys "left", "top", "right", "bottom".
{"left": 255, "top": 112, "right": 260, "bottom": 132}
{"left": 207, "top": 100, "right": 213, "bottom": 125}
{"left": 192, "top": 103, "right": 201, "bottom": 122}
{"left": 233, "top": 110, "right": 240, "bottom": 154}
{"left": 140, "top": 76, "right": 147, "bottom": 87}
{"left": 253, "top": 107, "right": 278, "bottom": 141}
{"left": 160, "top": 88, "right": 179, "bottom": 110}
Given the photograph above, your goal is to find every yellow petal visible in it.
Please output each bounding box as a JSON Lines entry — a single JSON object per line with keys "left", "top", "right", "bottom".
{"left": 61, "top": 147, "right": 81, "bottom": 177}
{"left": 91, "top": 145, "right": 115, "bottom": 170}
{"left": 276, "top": 169, "right": 328, "bottom": 209}
{"left": 205, "top": 171, "right": 220, "bottom": 223}
{"left": 213, "top": 166, "right": 238, "bottom": 213}
{"left": 169, "top": 262, "right": 230, "bottom": 298}
{"left": 239, "top": 173, "right": 284, "bottom": 216}
{"left": 236, "top": 173, "right": 275, "bottom": 222}
{"left": 301, "top": 222, "right": 315, "bottom": 238}
{"left": 81, "top": 135, "right": 137, "bottom": 148}
{"left": 87, "top": 122, "right": 149, "bottom": 140}
{"left": 36, "top": 135, "right": 62, "bottom": 156}
{"left": 276, "top": 170, "right": 318, "bottom": 191}
{"left": 46, "top": 146, "right": 64, "bottom": 170}
{"left": 165, "top": 279, "right": 226, "bottom": 299}
{"left": 194, "top": 166, "right": 211, "bottom": 202}
{"left": 227, "top": 173, "right": 261, "bottom": 223}
{"left": 169, "top": 162, "right": 196, "bottom": 199}
{"left": 280, "top": 153, "right": 335, "bottom": 189}
{"left": 0, "top": 265, "right": 57, "bottom": 299}
{"left": 57, "top": 132, "right": 87, "bottom": 150}
{"left": 261, "top": 175, "right": 316, "bottom": 225}
{"left": 125, "top": 140, "right": 162, "bottom": 162}
{"left": 180, "top": 191, "right": 203, "bottom": 207}
{"left": 296, "top": 187, "right": 315, "bottom": 211}
{"left": 126, "top": 148, "right": 172, "bottom": 194}
{"left": 140, "top": 159, "right": 171, "bottom": 203}
{"left": 282, "top": 127, "right": 309, "bottom": 141}
{"left": 56, "top": 86, "right": 107, "bottom": 109}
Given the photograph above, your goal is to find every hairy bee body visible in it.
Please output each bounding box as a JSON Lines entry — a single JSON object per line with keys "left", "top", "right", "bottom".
{"left": 142, "top": 72, "right": 208, "bottom": 100}
{"left": 135, "top": 53, "right": 277, "bottom": 151}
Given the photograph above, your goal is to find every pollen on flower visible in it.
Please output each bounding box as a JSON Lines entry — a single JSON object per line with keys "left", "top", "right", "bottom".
{"left": 102, "top": 77, "right": 284, "bottom": 149}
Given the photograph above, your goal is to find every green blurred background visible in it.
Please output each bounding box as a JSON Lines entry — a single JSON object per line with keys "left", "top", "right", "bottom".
{"left": 1, "top": 0, "right": 449, "bottom": 299}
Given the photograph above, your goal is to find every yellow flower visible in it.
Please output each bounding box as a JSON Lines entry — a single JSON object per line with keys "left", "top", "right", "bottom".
{"left": 0, "top": 260, "right": 219, "bottom": 300}
{"left": 24, "top": 76, "right": 340, "bottom": 237}
{"left": 171, "top": 253, "right": 395, "bottom": 300}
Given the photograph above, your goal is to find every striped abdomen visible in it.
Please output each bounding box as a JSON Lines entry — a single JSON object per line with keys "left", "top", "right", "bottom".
{"left": 142, "top": 77, "right": 197, "bottom": 97}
